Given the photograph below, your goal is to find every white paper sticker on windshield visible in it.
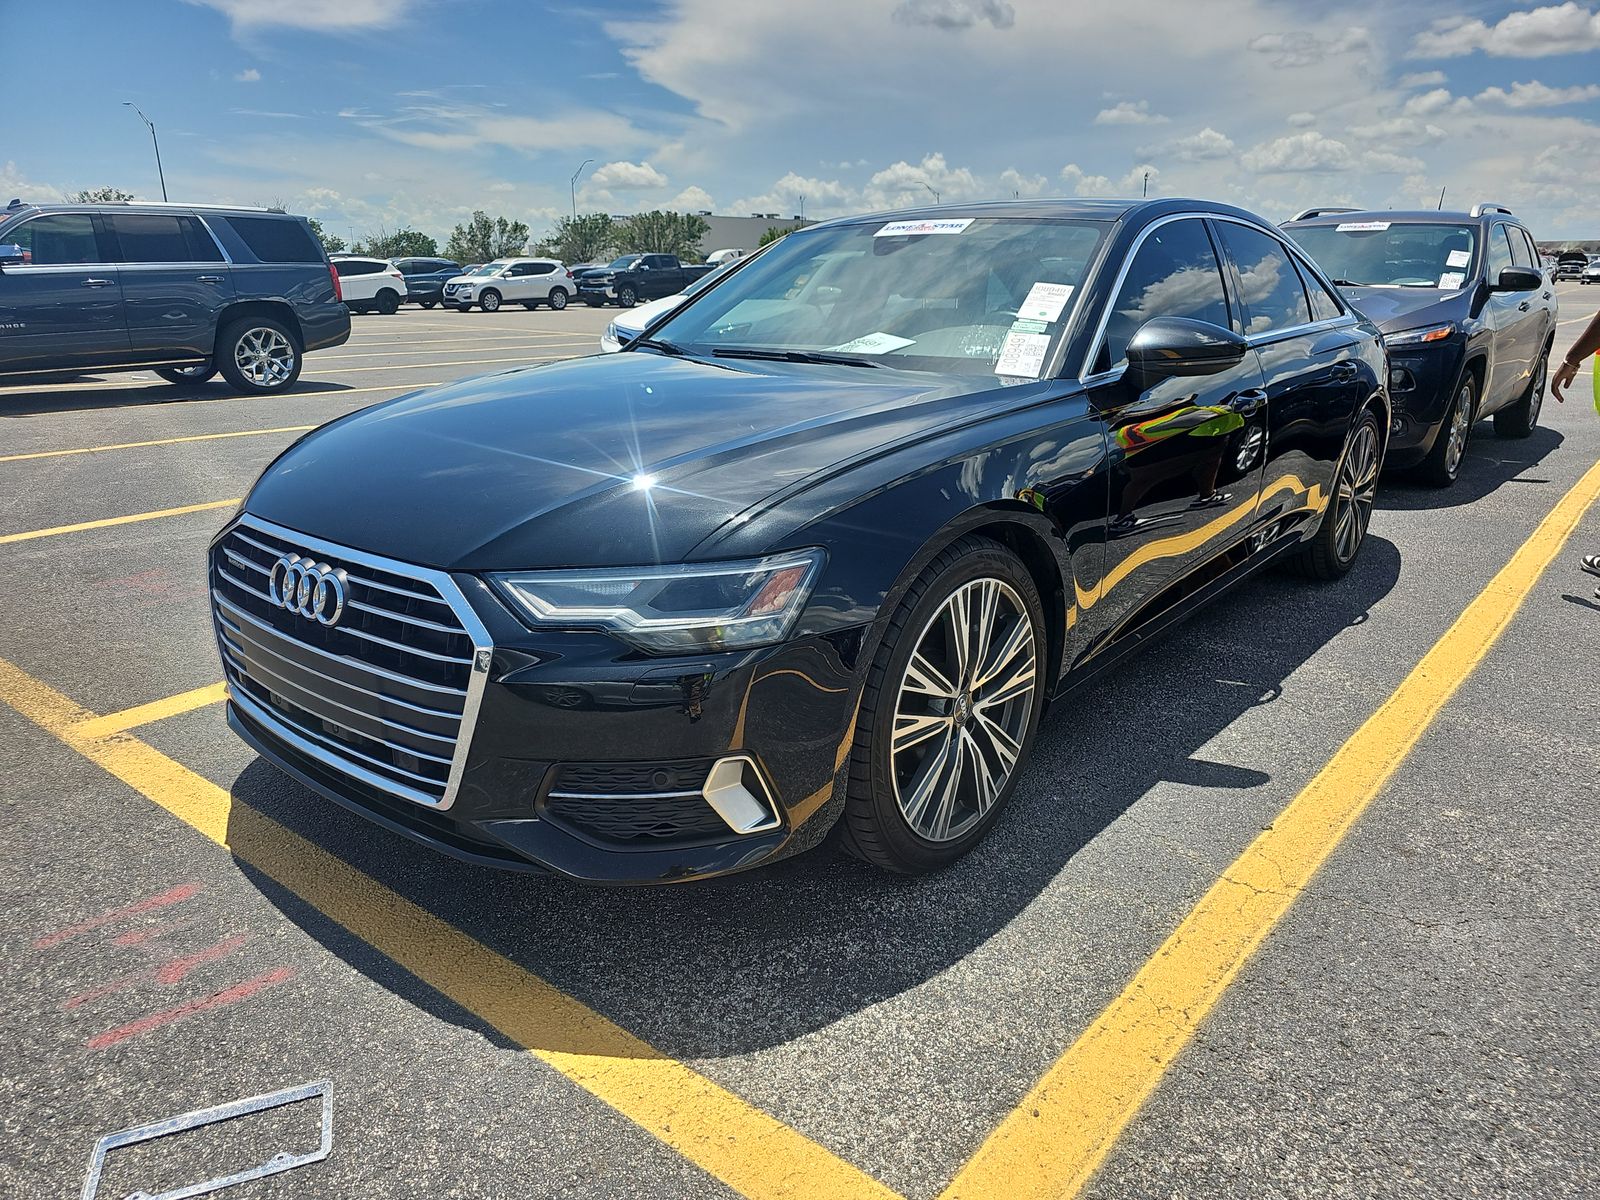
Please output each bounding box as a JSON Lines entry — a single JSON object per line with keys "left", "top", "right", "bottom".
{"left": 1438, "top": 271, "right": 1465, "bottom": 290}
{"left": 1336, "top": 221, "right": 1391, "bottom": 232}
{"left": 829, "top": 331, "right": 916, "bottom": 354}
{"left": 994, "top": 331, "right": 1050, "bottom": 378}
{"left": 1018, "top": 282, "right": 1075, "bottom": 323}
{"left": 1446, "top": 249, "right": 1471, "bottom": 268}
{"left": 874, "top": 218, "right": 974, "bottom": 237}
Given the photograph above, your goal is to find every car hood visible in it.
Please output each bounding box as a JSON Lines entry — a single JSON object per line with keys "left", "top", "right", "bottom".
{"left": 614, "top": 293, "right": 686, "bottom": 334}
{"left": 243, "top": 352, "right": 1037, "bottom": 571}
{"left": 1340, "top": 285, "right": 1466, "bottom": 332}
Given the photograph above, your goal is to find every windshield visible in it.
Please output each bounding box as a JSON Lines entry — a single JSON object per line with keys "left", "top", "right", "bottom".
{"left": 609, "top": 255, "right": 643, "bottom": 269}
{"left": 1290, "top": 222, "right": 1478, "bottom": 289}
{"left": 650, "top": 216, "right": 1108, "bottom": 378}
{"left": 470, "top": 262, "right": 507, "bottom": 276}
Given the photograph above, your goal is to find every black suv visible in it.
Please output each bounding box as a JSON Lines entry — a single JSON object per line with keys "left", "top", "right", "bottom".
{"left": 1283, "top": 203, "right": 1556, "bottom": 486}
{"left": 392, "top": 257, "right": 461, "bottom": 308}
{"left": 0, "top": 200, "right": 349, "bottom": 394}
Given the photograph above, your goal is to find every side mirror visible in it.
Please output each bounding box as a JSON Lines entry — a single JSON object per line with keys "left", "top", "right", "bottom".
{"left": 1125, "top": 316, "right": 1249, "bottom": 382}
{"left": 1490, "top": 265, "right": 1541, "bottom": 292}
{"left": 0, "top": 243, "right": 25, "bottom": 269}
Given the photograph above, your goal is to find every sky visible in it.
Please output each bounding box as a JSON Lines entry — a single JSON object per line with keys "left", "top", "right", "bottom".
{"left": 5, "top": 0, "right": 1599, "bottom": 242}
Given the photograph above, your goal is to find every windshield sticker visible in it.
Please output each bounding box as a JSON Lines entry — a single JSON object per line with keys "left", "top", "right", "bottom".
{"left": 1438, "top": 271, "right": 1465, "bottom": 290}
{"left": 1009, "top": 318, "right": 1049, "bottom": 335}
{"left": 1446, "top": 249, "right": 1471, "bottom": 268}
{"left": 1018, "top": 282, "right": 1075, "bottom": 323}
{"left": 828, "top": 331, "right": 916, "bottom": 354}
{"left": 994, "top": 330, "right": 1051, "bottom": 379}
{"left": 1336, "top": 221, "right": 1391, "bottom": 232}
{"left": 874, "top": 218, "right": 974, "bottom": 237}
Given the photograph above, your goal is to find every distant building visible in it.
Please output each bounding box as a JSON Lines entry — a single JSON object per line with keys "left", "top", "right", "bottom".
{"left": 693, "top": 213, "right": 807, "bottom": 257}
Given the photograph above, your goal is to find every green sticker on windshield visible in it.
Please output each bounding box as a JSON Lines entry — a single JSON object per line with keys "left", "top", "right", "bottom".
{"left": 1009, "top": 319, "right": 1048, "bottom": 335}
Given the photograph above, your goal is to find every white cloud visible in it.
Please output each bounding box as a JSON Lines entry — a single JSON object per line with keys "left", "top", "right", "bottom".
{"left": 1241, "top": 131, "right": 1421, "bottom": 174}
{"left": 588, "top": 160, "right": 669, "bottom": 190}
{"left": 865, "top": 152, "right": 983, "bottom": 206}
{"left": 730, "top": 172, "right": 853, "bottom": 218}
{"left": 1411, "top": 3, "right": 1600, "bottom": 58}
{"left": 1402, "top": 87, "right": 1468, "bottom": 116}
{"left": 669, "top": 185, "right": 716, "bottom": 211}
{"left": 891, "top": 0, "right": 1015, "bottom": 30}
{"left": 1398, "top": 70, "right": 1448, "bottom": 88}
{"left": 0, "top": 160, "right": 65, "bottom": 204}
{"left": 234, "top": 67, "right": 261, "bottom": 82}
{"left": 487, "top": 181, "right": 518, "bottom": 193}
{"left": 1161, "top": 127, "right": 1237, "bottom": 161}
{"left": 1094, "top": 100, "right": 1169, "bottom": 126}
{"left": 1287, "top": 111, "right": 1317, "bottom": 127}
{"left": 187, "top": 0, "right": 416, "bottom": 32}
{"left": 1346, "top": 117, "right": 1448, "bottom": 147}
{"left": 348, "top": 103, "right": 651, "bottom": 156}
{"left": 1247, "top": 27, "right": 1371, "bottom": 67}
{"left": 1475, "top": 80, "right": 1600, "bottom": 108}
{"left": 997, "top": 167, "right": 1047, "bottom": 197}
{"left": 1060, "top": 162, "right": 1158, "bottom": 197}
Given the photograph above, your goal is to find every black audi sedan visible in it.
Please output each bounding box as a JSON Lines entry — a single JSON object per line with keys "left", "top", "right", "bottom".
{"left": 211, "top": 198, "right": 1388, "bottom": 883}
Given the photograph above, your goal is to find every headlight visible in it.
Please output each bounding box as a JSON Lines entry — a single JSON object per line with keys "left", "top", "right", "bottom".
{"left": 604, "top": 322, "right": 619, "bottom": 343}
{"left": 491, "top": 550, "right": 825, "bottom": 653}
{"left": 1385, "top": 322, "right": 1456, "bottom": 348}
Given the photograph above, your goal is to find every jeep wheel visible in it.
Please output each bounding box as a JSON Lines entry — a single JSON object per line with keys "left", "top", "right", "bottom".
{"left": 617, "top": 284, "right": 638, "bottom": 308}
{"left": 479, "top": 290, "right": 502, "bottom": 313}
{"left": 548, "top": 287, "right": 569, "bottom": 311}
{"left": 155, "top": 361, "right": 218, "bottom": 385}
{"left": 216, "top": 317, "right": 301, "bottom": 394}
{"left": 1417, "top": 376, "right": 1475, "bottom": 487}
{"left": 1493, "top": 350, "right": 1547, "bottom": 440}
{"left": 375, "top": 289, "right": 401, "bottom": 315}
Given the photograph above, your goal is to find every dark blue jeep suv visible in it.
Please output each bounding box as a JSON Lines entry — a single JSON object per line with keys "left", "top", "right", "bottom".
{"left": 1283, "top": 203, "right": 1556, "bottom": 486}
{"left": 0, "top": 200, "right": 350, "bottom": 394}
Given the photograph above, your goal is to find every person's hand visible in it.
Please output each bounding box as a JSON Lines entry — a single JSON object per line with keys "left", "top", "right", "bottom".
{"left": 1551, "top": 356, "right": 1578, "bottom": 403}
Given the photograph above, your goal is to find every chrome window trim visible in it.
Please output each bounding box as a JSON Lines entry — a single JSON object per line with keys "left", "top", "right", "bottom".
{"left": 1079, "top": 211, "right": 1354, "bottom": 378}
{"left": 216, "top": 512, "right": 494, "bottom": 811}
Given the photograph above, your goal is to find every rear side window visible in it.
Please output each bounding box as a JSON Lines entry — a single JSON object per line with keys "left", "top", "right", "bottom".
{"left": 1215, "top": 222, "right": 1311, "bottom": 336}
{"left": 108, "top": 213, "right": 223, "bottom": 264}
{"left": 1099, "top": 218, "right": 1230, "bottom": 370}
{"left": 1507, "top": 227, "right": 1535, "bottom": 269}
{"left": 220, "top": 215, "right": 322, "bottom": 264}
{"left": 332, "top": 259, "right": 383, "bottom": 277}
{"left": 6, "top": 213, "right": 103, "bottom": 264}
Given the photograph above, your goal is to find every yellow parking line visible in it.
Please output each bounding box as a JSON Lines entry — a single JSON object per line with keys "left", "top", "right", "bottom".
{"left": 0, "top": 659, "right": 897, "bottom": 1200}
{"left": 943, "top": 455, "right": 1600, "bottom": 1200}
{"left": 70, "top": 682, "right": 228, "bottom": 740}
{"left": 0, "top": 426, "right": 316, "bottom": 464}
{"left": 0, "top": 499, "right": 240, "bottom": 546}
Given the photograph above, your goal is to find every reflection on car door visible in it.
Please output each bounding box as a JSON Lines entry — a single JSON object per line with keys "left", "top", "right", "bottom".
{"left": 108, "top": 212, "right": 236, "bottom": 363}
{"left": 0, "top": 212, "right": 131, "bottom": 372}
{"left": 1211, "top": 218, "right": 1361, "bottom": 537}
{"left": 1082, "top": 217, "right": 1268, "bottom": 648}
{"left": 1482, "top": 223, "right": 1531, "bottom": 411}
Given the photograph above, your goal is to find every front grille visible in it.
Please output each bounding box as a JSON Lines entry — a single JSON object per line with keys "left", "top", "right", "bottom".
{"left": 543, "top": 761, "right": 730, "bottom": 846}
{"left": 210, "top": 516, "right": 488, "bottom": 808}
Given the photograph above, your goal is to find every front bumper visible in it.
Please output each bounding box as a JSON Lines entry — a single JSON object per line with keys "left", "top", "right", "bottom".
{"left": 1382, "top": 337, "right": 1467, "bottom": 466}
{"left": 212, "top": 520, "right": 867, "bottom": 884}
{"left": 578, "top": 285, "right": 617, "bottom": 304}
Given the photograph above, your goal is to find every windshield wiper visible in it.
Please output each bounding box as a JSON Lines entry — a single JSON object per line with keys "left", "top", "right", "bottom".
{"left": 711, "top": 347, "right": 881, "bottom": 368}
{"left": 628, "top": 336, "right": 685, "bottom": 356}
{"left": 1329, "top": 278, "right": 1365, "bottom": 287}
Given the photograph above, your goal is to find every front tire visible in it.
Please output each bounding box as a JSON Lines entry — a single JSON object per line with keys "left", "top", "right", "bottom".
{"left": 1417, "top": 375, "right": 1475, "bottom": 487}
{"left": 548, "top": 287, "right": 569, "bottom": 310}
{"left": 154, "top": 361, "right": 218, "bottom": 385}
{"left": 216, "top": 317, "right": 301, "bottom": 394}
{"left": 1288, "top": 409, "right": 1381, "bottom": 581}
{"left": 617, "top": 284, "right": 638, "bottom": 308}
{"left": 839, "top": 536, "right": 1045, "bottom": 874}
{"left": 479, "top": 290, "right": 502, "bottom": 313}
{"left": 1493, "top": 350, "right": 1547, "bottom": 439}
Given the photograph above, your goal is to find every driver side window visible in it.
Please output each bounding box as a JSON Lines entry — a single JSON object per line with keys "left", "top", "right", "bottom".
{"left": 1097, "top": 219, "right": 1230, "bottom": 372}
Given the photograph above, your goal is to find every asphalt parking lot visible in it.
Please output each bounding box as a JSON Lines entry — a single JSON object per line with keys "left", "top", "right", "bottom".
{"left": 2, "top": 290, "right": 1597, "bottom": 1199}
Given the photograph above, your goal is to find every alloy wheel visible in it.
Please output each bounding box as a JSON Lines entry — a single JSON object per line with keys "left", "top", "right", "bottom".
{"left": 891, "top": 577, "right": 1037, "bottom": 843}
{"left": 1333, "top": 420, "right": 1380, "bottom": 564}
{"left": 233, "top": 327, "right": 295, "bottom": 388}
{"left": 1528, "top": 356, "right": 1546, "bottom": 424}
{"left": 1444, "top": 384, "right": 1472, "bottom": 475}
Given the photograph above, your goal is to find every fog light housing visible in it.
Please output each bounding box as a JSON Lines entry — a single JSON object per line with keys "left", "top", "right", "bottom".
{"left": 702, "top": 756, "right": 781, "bottom": 834}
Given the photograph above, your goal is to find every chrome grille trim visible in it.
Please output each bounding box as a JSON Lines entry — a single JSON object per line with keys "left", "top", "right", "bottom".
{"left": 211, "top": 513, "right": 493, "bottom": 810}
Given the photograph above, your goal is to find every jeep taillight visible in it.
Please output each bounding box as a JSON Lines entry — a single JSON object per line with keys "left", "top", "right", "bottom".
{"left": 328, "top": 263, "right": 342, "bottom": 302}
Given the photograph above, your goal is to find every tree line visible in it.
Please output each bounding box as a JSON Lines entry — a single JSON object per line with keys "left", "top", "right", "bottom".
{"left": 308, "top": 209, "right": 715, "bottom": 265}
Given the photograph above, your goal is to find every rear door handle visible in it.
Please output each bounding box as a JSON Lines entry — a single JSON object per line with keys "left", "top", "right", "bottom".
{"left": 197, "top": 275, "right": 224, "bottom": 284}
{"left": 1330, "top": 361, "right": 1360, "bottom": 381}
{"left": 1227, "top": 388, "right": 1267, "bottom": 415}
{"left": 80, "top": 278, "right": 113, "bottom": 288}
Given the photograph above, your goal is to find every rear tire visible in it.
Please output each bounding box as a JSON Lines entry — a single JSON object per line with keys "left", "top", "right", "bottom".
{"left": 548, "top": 287, "right": 569, "bottom": 311}
{"left": 420, "top": 300, "right": 437, "bottom": 310}
{"left": 215, "top": 316, "right": 301, "bottom": 395}
{"left": 154, "top": 362, "right": 217, "bottom": 385}
{"left": 479, "top": 290, "right": 502, "bottom": 313}
{"left": 375, "top": 289, "right": 401, "bottom": 315}
{"left": 838, "top": 535, "right": 1045, "bottom": 874}
{"left": 1417, "top": 375, "right": 1475, "bottom": 487}
{"left": 1288, "top": 409, "right": 1381, "bottom": 581}
{"left": 1493, "top": 350, "right": 1547, "bottom": 439}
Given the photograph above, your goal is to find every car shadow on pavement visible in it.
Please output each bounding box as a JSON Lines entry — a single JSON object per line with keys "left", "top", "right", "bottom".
{"left": 226, "top": 535, "right": 1402, "bottom": 1059}
{"left": 1378, "top": 424, "right": 1564, "bottom": 511}
{"left": 0, "top": 379, "right": 357, "bottom": 418}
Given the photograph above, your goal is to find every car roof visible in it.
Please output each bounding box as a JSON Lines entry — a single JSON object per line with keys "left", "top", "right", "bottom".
{"left": 3, "top": 200, "right": 294, "bottom": 218}
{"left": 1284, "top": 208, "right": 1524, "bottom": 227}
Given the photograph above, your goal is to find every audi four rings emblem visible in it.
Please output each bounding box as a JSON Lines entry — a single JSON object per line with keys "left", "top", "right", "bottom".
{"left": 268, "top": 554, "right": 348, "bottom": 626}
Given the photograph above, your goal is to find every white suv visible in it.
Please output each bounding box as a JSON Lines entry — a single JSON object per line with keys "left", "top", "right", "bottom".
{"left": 442, "top": 259, "right": 574, "bottom": 312}
{"left": 330, "top": 256, "right": 407, "bottom": 315}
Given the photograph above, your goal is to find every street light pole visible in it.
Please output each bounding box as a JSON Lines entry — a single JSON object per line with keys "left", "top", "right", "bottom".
{"left": 570, "top": 158, "right": 594, "bottom": 220}
{"left": 920, "top": 182, "right": 940, "bottom": 205}
{"left": 122, "top": 103, "right": 167, "bottom": 201}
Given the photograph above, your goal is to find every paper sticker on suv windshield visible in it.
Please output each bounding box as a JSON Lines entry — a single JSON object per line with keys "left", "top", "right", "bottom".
{"left": 1336, "top": 221, "right": 1390, "bottom": 232}
{"left": 829, "top": 331, "right": 916, "bottom": 354}
{"left": 1446, "top": 249, "right": 1471, "bottom": 268}
{"left": 1018, "top": 282, "right": 1075, "bottom": 323}
{"left": 874, "top": 218, "right": 974, "bottom": 237}
{"left": 1438, "top": 271, "right": 1465, "bottom": 290}
{"left": 994, "top": 331, "right": 1050, "bottom": 378}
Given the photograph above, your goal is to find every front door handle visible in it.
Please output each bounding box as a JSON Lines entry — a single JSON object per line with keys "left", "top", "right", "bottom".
{"left": 197, "top": 275, "right": 224, "bottom": 284}
{"left": 80, "top": 278, "right": 113, "bottom": 288}
{"left": 1227, "top": 388, "right": 1267, "bottom": 416}
{"left": 1518, "top": 300, "right": 1531, "bottom": 312}
{"left": 1330, "top": 361, "right": 1360, "bottom": 381}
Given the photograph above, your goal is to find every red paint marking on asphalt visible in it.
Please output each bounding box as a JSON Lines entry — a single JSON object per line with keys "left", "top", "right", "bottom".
{"left": 112, "top": 918, "right": 197, "bottom": 947}
{"left": 32, "top": 883, "right": 204, "bottom": 950}
{"left": 86, "top": 967, "right": 295, "bottom": 1050}
{"left": 63, "top": 967, "right": 153, "bottom": 1011}
{"left": 154, "top": 933, "right": 250, "bottom": 984}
